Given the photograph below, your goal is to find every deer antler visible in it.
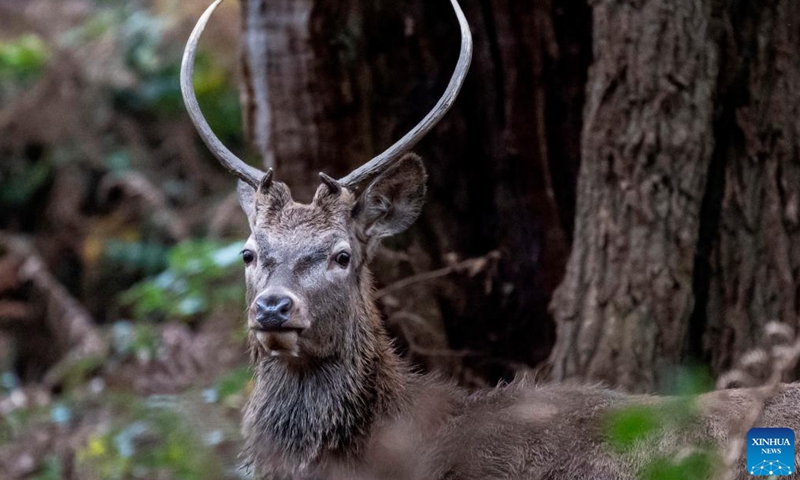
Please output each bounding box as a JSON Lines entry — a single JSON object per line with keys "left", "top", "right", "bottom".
{"left": 180, "top": 0, "right": 265, "bottom": 188}
{"left": 338, "top": 0, "right": 473, "bottom": 189}
{"left": 181, "top": 0, "right": 472, "bottom": 190}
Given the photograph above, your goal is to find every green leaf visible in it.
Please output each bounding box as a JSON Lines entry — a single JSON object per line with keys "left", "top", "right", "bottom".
{"left": 605, "top": 404, "right": 661, "bottom": 451}
{"left": 641, "top": 450, "right": 718, "bottom": 480}
{"left": 215, "top": 367, "right": 252, "bottom": 400}
{"left": 0, "top": 34, "right": 50, "bottom": 81}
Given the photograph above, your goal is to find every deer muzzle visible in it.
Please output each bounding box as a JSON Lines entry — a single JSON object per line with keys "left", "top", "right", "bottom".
{"left": 249, "top": 289, "right": 309, "bottom": 356}
{"left": 250, "top": 289, "right": 308, "bottom": 331}
{"left": 254, "top": 294, "right": 293, "bottom": 330}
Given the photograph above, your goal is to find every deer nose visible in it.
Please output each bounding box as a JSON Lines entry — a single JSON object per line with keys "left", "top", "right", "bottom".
{"left": 254, "top": 295, "right": 294, "bottom": 330}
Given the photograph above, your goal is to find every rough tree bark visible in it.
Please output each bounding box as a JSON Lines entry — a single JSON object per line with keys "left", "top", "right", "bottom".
{"left": 548, "top": 0, "right": 720, "bottom": 392}
{"left": 237, "top": 0, "right": 588, "bottom": 380}
{"left": 705, "top": 0, "right": 800, "bottom": 374}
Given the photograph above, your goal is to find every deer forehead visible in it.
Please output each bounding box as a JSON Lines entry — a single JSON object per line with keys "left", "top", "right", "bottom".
{"left": 250, "top": 202, "right": 357, "bottom": 256}
{"left": 251, "top": 229, "right": 344, "bottom": 252}
{"left": 254, "top": 192, "right": 355, "bottom": 233}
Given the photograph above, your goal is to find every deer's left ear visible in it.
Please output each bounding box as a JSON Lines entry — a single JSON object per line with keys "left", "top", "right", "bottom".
{"left": 237, "top": 180, "right": 257, "bottom": 228}
{"left": 238, "top": 171, "right": 292, "bottom": 229}
{"left": 352, "top": 153, "right": 428, "bottom": 240}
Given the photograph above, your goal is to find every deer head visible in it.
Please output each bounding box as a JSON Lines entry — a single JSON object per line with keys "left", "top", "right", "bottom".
{"left": 180, "top": 0, "right": 472, "bottom": 363}
{"left": 233, "top": 155, "right": 428, "bottom": 361}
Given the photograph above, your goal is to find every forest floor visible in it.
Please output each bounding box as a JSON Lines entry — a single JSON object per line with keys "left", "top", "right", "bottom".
{"left": 1, "top": 298, "right": 251, "bottom": 480}
{"left": 1, "top": 235, "right": 252, "bottom": 480}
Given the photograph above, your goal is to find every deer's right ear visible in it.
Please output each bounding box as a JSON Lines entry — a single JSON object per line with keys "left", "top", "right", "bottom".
{"left": 237, "top": 180, "right": 257, "bottom": 228}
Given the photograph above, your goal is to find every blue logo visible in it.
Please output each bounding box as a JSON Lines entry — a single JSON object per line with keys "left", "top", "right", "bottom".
{"left": 747, "top": 428, "right": 795, "bottom": 476}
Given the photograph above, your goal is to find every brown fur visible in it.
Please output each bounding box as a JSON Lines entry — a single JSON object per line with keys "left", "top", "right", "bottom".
{"left": 235, "top": 154, "right": 799, "bottom": 480}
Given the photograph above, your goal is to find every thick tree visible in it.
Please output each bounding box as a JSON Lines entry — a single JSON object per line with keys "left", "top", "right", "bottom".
{"left": 704, "top": 0, "right": 800, "bottom": 375}
{"left": 550, "top": 0, "right": 800, "bottom": 391}
{"left": 549, "top": 0, "right": 720, "bottom": 392}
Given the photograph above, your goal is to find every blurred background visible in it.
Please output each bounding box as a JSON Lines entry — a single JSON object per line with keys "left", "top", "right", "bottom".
{"left": 1, "top": 0, "right": 799, "bottom": 478}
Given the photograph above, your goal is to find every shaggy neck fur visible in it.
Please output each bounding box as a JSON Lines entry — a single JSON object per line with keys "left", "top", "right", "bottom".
{"left": 242, "top": 287, "right": 410, "bottom": 477}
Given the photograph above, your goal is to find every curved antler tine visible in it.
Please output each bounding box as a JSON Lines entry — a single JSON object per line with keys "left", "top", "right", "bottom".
{"left": 258, "top": 168, "right": 275, "bottom": 193}
{"left": 318, "top": 172, "right": 342, "bottom": 195}
{"left": 338, "top": 0, "right": 473, "bottom": 189}
{"left": 181, "top": 0, "right": 265, "bottom": 188}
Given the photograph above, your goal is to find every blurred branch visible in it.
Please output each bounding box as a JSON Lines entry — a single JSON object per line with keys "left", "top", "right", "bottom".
{"left": 388, "top": 311, "right": 533, "bottom": 375}
{"left": 0, "top": 73, "right": 50, "bottom": 129}
{"left": 0, "top": 256, "right": 21, "bottom": 293}
{"left": 0, "top": 300, "right": 33, "bottom": 327}
{"left": 98, "top": 172, "right": 189, "bottom": 240}
{"left": 375, "top": 250, "right": 501, "bottom": 300}
{"left": 0, "top": 233, "right": 108, "bottom": 387}
{"left": 208, "top": 191, "right": 243, "bottom": 239}
{"left": 717, "top": 322, "right": 800, "bottom": 480}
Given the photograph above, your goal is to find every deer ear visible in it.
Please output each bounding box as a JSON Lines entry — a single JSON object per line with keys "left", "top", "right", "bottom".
{"left": 353, "top": 153, "right": 427, "bottom": 240}
{"left": 237, "top": 180, "right": 257, "bottom": 227}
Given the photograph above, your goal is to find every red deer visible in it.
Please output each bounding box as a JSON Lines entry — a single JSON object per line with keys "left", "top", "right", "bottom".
{"left": 181, "top": 1, "right": 800, "bottom": 479}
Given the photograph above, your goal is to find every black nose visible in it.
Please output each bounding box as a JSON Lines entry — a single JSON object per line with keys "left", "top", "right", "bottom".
{"left": 254, "top": 295, "right": 294, "bottom": 330}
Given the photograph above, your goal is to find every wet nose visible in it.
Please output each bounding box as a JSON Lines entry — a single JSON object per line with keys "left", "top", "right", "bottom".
{"left": 254, "top": 295, "right": 294, "bottom": 330}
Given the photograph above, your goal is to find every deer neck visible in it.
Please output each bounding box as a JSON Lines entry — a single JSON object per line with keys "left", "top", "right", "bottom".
{"left": 242, "top": 302, "right": 411, "bottom": 474}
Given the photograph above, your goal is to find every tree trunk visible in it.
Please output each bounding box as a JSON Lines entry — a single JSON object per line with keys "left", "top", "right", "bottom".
{"left": 705, "top": 0, "right": 800, "bottom": 374}
{"left": 548, "top": 0, "right": 720, "bottom": 392}
{"left": 240, "top": 0, "right": 321, "bottom": 200}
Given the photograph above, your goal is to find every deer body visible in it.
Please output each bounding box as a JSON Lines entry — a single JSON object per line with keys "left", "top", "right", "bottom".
{"left": 180, "top": 1, "right": 800, "bottom": 479}
{"left": 241, "top": 310, "right": 800, "bottom": 480}
{"left": 229, "top": 186, "right": 800, "bottom": 480}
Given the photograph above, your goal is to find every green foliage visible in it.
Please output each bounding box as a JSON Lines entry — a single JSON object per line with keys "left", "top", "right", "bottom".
{"left": 605, "top": 365, "right": 716, "bottom": 452}
{"left": 0, "top": 1, "right": 245, "bottom": 213}
{"left": 215, "top": 366, "right": 251, "bottom": 400}
{"left": 103, "top": 240, "right": 170, "bottom": 277}
{"left": 105, "top": 150, "right": 133, "bottom": 173}
{"left": 0, "top": 406, "right": 33, "bottom": 446}
{"left": 0, "top": 157, "right": 53, "bottom": 206}
{"left": 191, "top": 56, "right": 244, "bottom": 142}
{"left": 99, "top": 5, "right": 243, "bottom": 140}
{"left": 640, "top": 451, "right": 718, "bottom": 480}
{"left": 0, "top": 34, "right": 49, "bottom": 83}
{"left": 660, "top": 364, "right": 715, "bottom": 396}
{"left": 605, "top": 396, "right": 700, "bottom": 453}
{"left": 0, "top": 3, "right": 248, "bottom": 476}
{"left": 604, "top": 366, "right": 722, "bottom": 480}
{"left": 605, "top": 404, "right": 661, "bottom": 451}
{"left": 2, "top": 388, "right": 236, "bottom": 478}
{"left": 111, "top": 321, "right": 161, "bottom": 362}
{"left": 35, "top": 456, "right": 63, "bottom": 480}
{"left": 120, "top": 240, "right": 244, "bottom": 321}
{"left": 47, "top": 355, "right": 107, "bottom": 394}
{"left": 204, "top": 366, "right": 252, "bottom": 409}
{"left": 76, "top": 396, "right": 224, "bottom": 480}
{"left": 605, "top": 398, "right": 721, "bottom": 480}
{"left": 0, "top": 397, "right": 57, "bottom": 447}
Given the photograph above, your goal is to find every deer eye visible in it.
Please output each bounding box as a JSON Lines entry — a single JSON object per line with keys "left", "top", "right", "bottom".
{"left": 241, "top": 249, "right": 256, "bottom": 266}
{"left": 334, "top": 251, "right": 351, "bottom": 268}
